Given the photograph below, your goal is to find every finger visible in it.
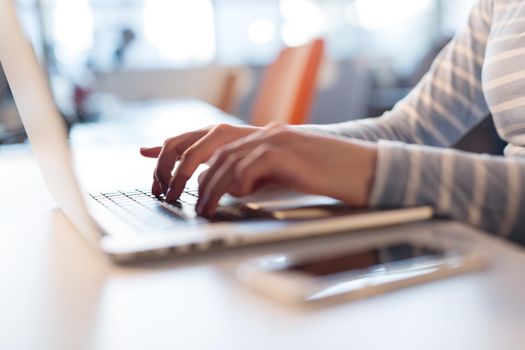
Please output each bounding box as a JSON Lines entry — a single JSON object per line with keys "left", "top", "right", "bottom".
{"left": 196, "top": 160, "right": 237, "bottom": 217}
{"left": 198, "top": 127, "right": 282, "bottom": 197}
{"left": 151, "top": 177, "right": 162, "bottom": 197}
{"left": 140, "top": 146, "right": 162, "bottom": 158}
{"left": 233, "top": 145, "right": 297, "bottom": 197}
{"left": 154, "top": 146, "right": 179, "bottom": 195}
{"left": 196, "top": 149, "right": 249, "bottom": 216}
{"left": 165, "top": 135, "right": 216, "bottom": 202}
{"left": 197, "top": 145, "right": 293, "bottom": 216}
{"left": 166, "top": 124, "right": 244, "bottom": 202}
{"left": 155, "top": 132, "right": 205, "bottom": 195}
{"left": 205, "top": 125, "right": 291, "bottom": 174}
{"left": 141, "top": 146, "right": 163, "bottom": 196}
{"left": 232, "top": 177, "right": 275, "bottom": 196}
{"left": 197, "top": 147, "right": 251, "bottom": 199}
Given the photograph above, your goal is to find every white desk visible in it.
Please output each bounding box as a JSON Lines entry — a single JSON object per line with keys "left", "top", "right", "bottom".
{"left": 1, "top": 100, "right": 525, "bottom": 350}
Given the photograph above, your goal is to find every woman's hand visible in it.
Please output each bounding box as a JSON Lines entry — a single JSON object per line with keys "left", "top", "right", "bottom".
{"left": 140, "top": 124, "right": 260, "bottom": 201}
{"left": 195, "top": 125, "right": 378, "bottom": 217}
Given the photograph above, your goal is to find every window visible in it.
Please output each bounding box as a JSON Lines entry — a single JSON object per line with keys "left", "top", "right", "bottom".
{"left": 13, "top": 0, "right": 478, "bottom": 74}
{"left": 143, "top": 0, "right": 215, "bottom": 65}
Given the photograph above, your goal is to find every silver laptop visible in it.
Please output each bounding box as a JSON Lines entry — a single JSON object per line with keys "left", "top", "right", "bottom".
{"left": 0, "top": 0, "right": 432, "bottom": 263}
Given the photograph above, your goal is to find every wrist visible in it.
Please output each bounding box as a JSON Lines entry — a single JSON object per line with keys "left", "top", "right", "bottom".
{"left": 341, "top": 141, "right": 378, "bottom": 206}
{"left": 361, "top": 144, "right": 378, "bottom": 205}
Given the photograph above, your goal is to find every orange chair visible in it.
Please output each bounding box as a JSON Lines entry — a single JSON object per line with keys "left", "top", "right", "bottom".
{"left": 250, "top": 38, "right": 325, "bottom": 126}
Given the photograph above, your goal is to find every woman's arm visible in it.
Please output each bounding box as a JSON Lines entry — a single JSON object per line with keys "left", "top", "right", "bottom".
{"left": 298, "top": 0, "right": 492, "bottom": 147}
{"left": 371, "top": 140, "right": 525, "bottom": 243}
{"left": 194, "top": 126, "right": 525, "bottom": 243}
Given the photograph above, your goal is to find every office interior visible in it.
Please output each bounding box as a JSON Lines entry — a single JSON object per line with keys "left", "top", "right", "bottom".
{"left": 3, "top": 1, "right": 525, "bottom": 349}
{"left": 2, "top": 0, "right": 496, "bottom": 149}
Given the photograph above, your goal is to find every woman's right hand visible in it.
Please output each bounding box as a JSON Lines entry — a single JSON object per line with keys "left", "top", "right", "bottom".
{"left": 140, "top": 124, "right": 260, "bottom": 202}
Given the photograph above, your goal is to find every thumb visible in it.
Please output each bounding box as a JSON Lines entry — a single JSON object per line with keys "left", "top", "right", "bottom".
{"left": 140, "top": 146, "right": 162, "bottom": 158}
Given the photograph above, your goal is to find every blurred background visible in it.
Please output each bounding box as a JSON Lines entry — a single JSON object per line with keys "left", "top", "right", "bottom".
{"left": 0, "top": 0, "right": 482, "bottom": 146}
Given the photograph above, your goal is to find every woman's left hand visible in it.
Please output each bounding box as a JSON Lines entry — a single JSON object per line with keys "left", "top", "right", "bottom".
{"left": 196, "top": 125, "right": 378, "bottom": 217}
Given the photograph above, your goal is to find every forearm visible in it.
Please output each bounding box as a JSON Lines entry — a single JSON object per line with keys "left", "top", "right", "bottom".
{"left": 296, "top": 0, "right": 491, "bottom": 147}
{"left": 294, "top": 118, "right": 392, "bottom": 142}
{"left": 294, "top": 108, "right": 430, "bottom": 144}
{"left": 369, "top": 141, "right": 525, "bottom": 243}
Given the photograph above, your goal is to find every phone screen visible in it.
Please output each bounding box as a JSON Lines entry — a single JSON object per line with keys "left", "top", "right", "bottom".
{"left": 285, "top": 242, "right": 446, "bottom": 278}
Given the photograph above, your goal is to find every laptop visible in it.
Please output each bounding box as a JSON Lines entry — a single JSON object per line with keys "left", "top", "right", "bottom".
{"left": 0, "top": 0, "right": 433, "bottom": 263}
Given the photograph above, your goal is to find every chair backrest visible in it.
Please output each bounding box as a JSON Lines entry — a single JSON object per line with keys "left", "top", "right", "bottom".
{"left": 250, "top": 38, "right": 325, "bottom": 126}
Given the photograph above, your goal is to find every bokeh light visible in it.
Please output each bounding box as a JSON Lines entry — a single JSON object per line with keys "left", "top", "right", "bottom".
{"left": 143, "top": 0, "right": 215, "bottom": 63}
{"left": 248, "top": 19, "right": 275, "bottom": 45}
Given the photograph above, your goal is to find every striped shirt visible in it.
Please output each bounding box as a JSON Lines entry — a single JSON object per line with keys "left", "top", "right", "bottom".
{"left": 302, "top": 0, "right": 525, "bottom": 243}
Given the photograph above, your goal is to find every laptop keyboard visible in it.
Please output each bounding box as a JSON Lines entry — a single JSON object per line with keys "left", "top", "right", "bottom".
{"left": 88, "top": 188, "right": 257, "bottom": 231}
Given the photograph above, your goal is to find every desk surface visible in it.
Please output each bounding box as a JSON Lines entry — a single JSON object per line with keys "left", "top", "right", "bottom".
{"left": 1, "top": 100, "right": 525, "bottom": 350}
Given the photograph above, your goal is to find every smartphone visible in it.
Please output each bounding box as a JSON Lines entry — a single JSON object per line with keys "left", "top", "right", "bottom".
{"left": 237, "top": 235, "right": 487, "bottom": 303}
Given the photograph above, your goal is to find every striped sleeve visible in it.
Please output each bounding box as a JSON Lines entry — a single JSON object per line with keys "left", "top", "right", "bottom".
{"left": 298, "top": 0, "right": 492, "bottom": 147}
{"left": 294, "top": 0, "right": 525, "bottom": 238}
{"left": 362, "top": 0, "right": 525, "bottom": 240}
{"left": 370, "top": 141, "right": 525, "bottom": 244}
